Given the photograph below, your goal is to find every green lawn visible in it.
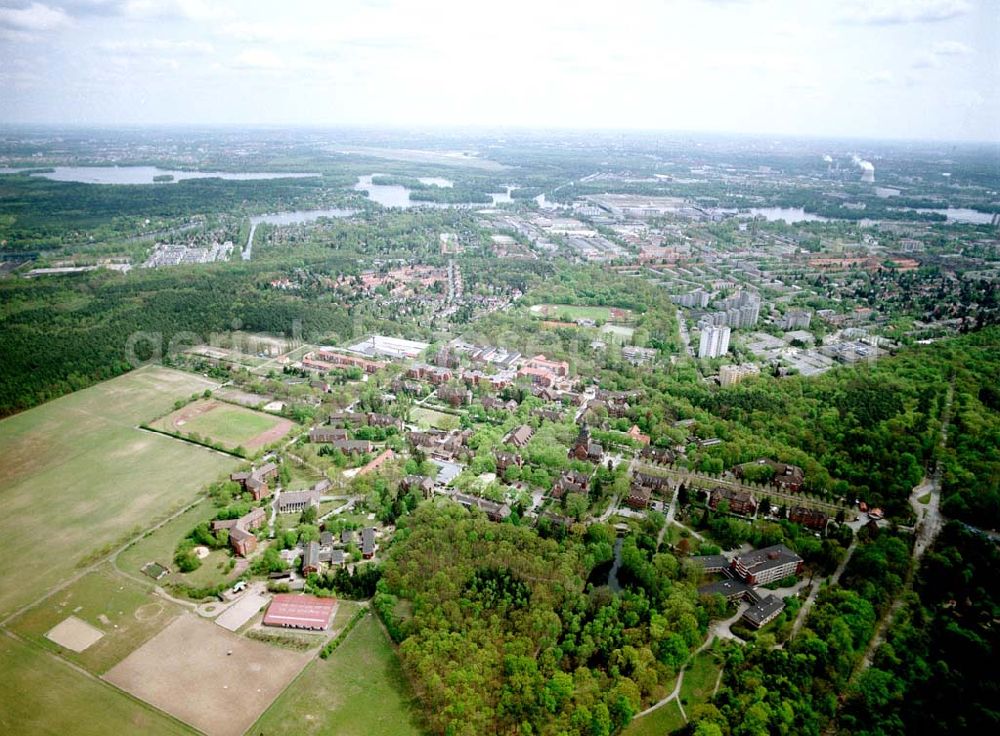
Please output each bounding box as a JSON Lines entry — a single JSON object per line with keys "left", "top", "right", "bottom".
{"left": 623, "top": 699, "right": 686, "bottom": 736}
{"left": 679, "top": 647, "right": 723, "bottom": 709}
{"left": 918, "top": 492, "right": 932, "bottom": 504}
{"left": 151, "top": 398, "right": 293, "bottom": 451}
{"left": 8, "top": 565, "right": 183, "bottom": 676}
{"left": 0, "top": 634, "right": 193, "bottom": 736}
{"left": 115, "top": 499, "right": 216, "bottom": 583}
{"left": 411, "top": 406, "right": 460, "bottom": 431}
{"left": 0, "top": 366, "right": 237, "bottom": 619}
{"left": 252, "top": 612, "right": 423, "bottom": 736}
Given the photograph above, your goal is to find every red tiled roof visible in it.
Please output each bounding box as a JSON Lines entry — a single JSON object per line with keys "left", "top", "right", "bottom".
{"left": 263, "top": 594, "right": 337, "bottom": 630}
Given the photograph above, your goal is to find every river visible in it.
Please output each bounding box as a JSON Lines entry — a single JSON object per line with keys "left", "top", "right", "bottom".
{"left": 5, "top": 166, "right": 322, "bottom": 185}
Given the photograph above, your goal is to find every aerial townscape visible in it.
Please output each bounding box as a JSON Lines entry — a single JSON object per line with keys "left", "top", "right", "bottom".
{"left": 0, "top": 2, "right": 998, "bottom": 736}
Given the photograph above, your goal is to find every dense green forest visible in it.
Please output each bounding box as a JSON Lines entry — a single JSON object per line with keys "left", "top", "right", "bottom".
{"left": 375, "top": 503, "right": 706, "bottom": 736}
{"left": 0, "top": 174, "right": 345, "bottom": 249}
{"left": 0, "top": 266, "right": 352, "bottom": 414}
{"left": 692, "top": 530, "right": 912, "bottom": 736}
{"left": 838, "top": 522, "right": 1000, "bottom": 734}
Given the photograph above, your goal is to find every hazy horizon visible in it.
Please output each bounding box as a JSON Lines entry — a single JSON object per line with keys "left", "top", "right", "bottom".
{"left": 1, "top": 0, "right": 998, "bottom": 142}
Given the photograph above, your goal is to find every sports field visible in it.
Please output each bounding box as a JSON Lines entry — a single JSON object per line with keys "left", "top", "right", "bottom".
{"left": 529, "top": 303, "right": 634, "bottom": 322}
{"left": 151, "top": 398, "right": 295, "bottom": 451}
{"left": 0, "top": 634, "right": 193, "bottom": 736}
{"left": 0, "top": 366, "right": 237, "bottom": 619}
{"left": 252, "top": 612, "right": 423, "bottom": 736}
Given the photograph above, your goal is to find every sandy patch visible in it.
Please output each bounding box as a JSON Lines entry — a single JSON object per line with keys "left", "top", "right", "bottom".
{"left": 46, "top": 616, "right": 105, "bottom": 652}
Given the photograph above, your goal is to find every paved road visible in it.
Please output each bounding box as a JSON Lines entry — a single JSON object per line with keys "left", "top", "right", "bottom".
{"left": 855, "top": 378, "right": 954, "bottom": 674}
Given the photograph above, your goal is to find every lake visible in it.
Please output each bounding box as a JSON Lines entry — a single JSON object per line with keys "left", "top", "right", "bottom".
{"left": 355, "top": 174, "right": 500, "bottom": 209}
{"left": 249, "top": 209, "right": 355, "bottom": 227}
{"left": 928, "top": 208, "right": 995, "bottom": 225}
{"left": 11, "top": 166, "right": 322, "bottom": 185}
{"left": 243, "top": 208, "right": 356, "bottom": 260}
{"left": 744, "top": 207, "right": 830, "bottom": 223}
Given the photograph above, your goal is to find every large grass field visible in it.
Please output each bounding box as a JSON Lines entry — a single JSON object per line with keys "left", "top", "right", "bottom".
{"left": 411, "top": 406, "right": 460, "bottom": 431}
{"left": 252, "top": 612, "right": 424, "bottom": 736}
{"left": 623, "top": 699, "right": 686, "bottom": 736}
{"left": 150, "top": 398, "right": 295, "bottom": 451}
{"left": 9, "top": 565, "right": 184, "bottom": 676}
{"left": 529, "top": 303, "right": 634, "bottom": 322}
{"left": 0, "top": 634, "right": 194, "bottom": 736}
{"left": 0, "top": 366, "right": 237, "bottom": 619}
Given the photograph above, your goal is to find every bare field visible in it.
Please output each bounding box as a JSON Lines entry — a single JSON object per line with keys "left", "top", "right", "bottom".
{"left": 105, "top": 613, "right": 310, "bottom": 736}
{"left": 0, "top": 635, "right": 193, "bottom": 736}
{"left": 0, "top": 366, "right": 237, "bottom": 619}
{"left": 10, "top": 566, "right": 183, "bottom": 675}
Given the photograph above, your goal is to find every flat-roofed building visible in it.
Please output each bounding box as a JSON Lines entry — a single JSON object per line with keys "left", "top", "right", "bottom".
{"left": 731, "top": 544, "right": 803, "bottom": 586}
{"left": 742, "top": 595, "right": 785, "bottom": 628}
{"left": 263, "top": 594, "right": 337, "bottom": 631}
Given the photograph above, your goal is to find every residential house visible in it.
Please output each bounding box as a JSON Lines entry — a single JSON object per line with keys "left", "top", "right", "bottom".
{"left": 453, "top": 493, "right": 512, "bottom": 522}
{"left": 278, "top": 489, "right": 321, "bottom": 514}
{"left": 438, "top": 386, "right": 471, "bottom": 407}
{"left": 367, "top": 412, "right": 404, "bottom": 430}
{"left": 641, "top": 446, "right": 675, "bottom": 465}
{"left": 231, "top": 463, "right": 280, "bottom": 502}
{"left": 504, "top": 425, "right": 535, "bottom": 448}
{"left": 329, "top": 439, "right": 374, "bottom": 455}
{"left": 310, "top": 427, "right": 349, "bottom": 443}
{"left": 495, "top": 452, "right": 523, "bottom": 474}
{"left": 709, "top": 487, "right": 757, "bottom": 517}
{"left": 361, "top": 527, "right": 377, "bottom": 559}
{"left": 626, "top": 484, "right": 652, "bottom": 510}
{"left": 735, "top": 458, "right": 805, "bottom": 492}
{"left": 525, "top": 354, "right": 569, "bottom": 377}
{"left": 552, "top": 469, "right": 590, "bottom": 499}
{"left": 569, "top": 424, "right": 603, "bottom": 462}
{"left": 401, "top": 474, "right": 435, "bottom": 499}
{"left": 789, "top": 506, "right": 829, "bottom": 530}
{"left": 211, "top": 506, "right": 266, "bottom": 558}
{"left": 627, "top": 425, "right": 650, "bottom": 446}
{"left": 302, "top": 541, "right": 321, "bottom": 574}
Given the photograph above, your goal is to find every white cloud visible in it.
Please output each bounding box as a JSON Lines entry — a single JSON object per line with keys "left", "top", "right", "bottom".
{"left": 864, "top": 70, "right": 895, "bottom": 85}
{"left": 231, "top": 49, "right": 284, "bottom": 70}
{"left": 840, "top": 0, "right": 971, "bottom": 25}
{"left": 931, "top": 40, "right": 973, "bottom": 56}
{"left": 120, "top": 0, "right": 226, "bottom": 21}
{"left": 99, "top": 38, "right": 213, "bottom": 54}
{"left": 0, "top": 2, "right": 70, "bottom": 31}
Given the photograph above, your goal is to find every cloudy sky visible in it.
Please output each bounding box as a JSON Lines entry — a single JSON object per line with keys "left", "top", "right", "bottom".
{"left": 0, "top": 0, "right": 996, "bottom": 141}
